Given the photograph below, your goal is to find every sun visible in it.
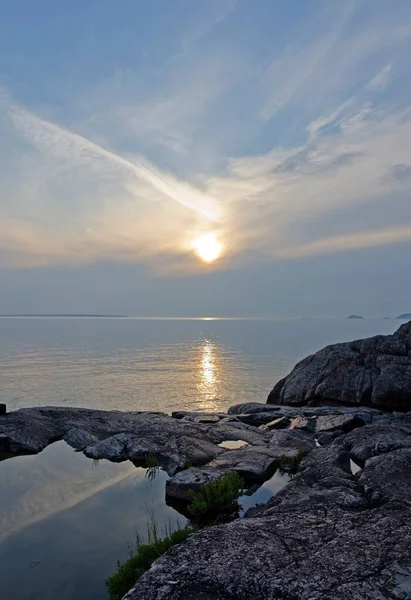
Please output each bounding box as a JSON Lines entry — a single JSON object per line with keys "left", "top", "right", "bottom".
{"left": 192, "top": 233, "right": 222, "bottom": 263}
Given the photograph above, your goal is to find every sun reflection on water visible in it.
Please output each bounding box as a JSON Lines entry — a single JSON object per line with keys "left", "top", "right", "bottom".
{"left": 197, "top": 340, "right": 221, "bottom": 411}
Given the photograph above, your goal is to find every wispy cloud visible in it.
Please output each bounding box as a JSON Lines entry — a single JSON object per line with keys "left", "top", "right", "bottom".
{"left": 1, "top": 0, "right": 411, "bottom": 272}
{"left": 276, "top": 224, "right": 411, "bottom": 259}
{"left": 206, "top": 98, "right": 411, "bottom": 260}
{"left": 177, "top": 0, "right": 237, "bottom": 57}
{"left": 0, "top": 95, "right": 225, "bottom": 268}
{"left": 261, "top": 0, "right": 357, "bottom": 121}
{"left": 365, "top": 63, "right": 393, "bottom": 91}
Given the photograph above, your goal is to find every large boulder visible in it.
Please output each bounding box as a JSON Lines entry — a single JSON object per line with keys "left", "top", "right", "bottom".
{"left": 267, "top": 322, "right": 411, "bottom": 411}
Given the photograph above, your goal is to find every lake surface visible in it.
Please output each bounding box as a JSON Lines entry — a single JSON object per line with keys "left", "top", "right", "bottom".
{"left": 0, "top": 317, "right": 401, "bottom": 413}
{"left": 0, "top": 317, "right": 402, "bottom": 599}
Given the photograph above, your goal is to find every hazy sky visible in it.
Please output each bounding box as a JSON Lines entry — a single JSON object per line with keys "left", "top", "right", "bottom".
{"left": 1, "top": 0, "right": 411, "bottom": 317}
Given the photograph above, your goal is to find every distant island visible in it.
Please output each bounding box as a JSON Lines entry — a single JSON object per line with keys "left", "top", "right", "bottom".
{"left": 0, "top": 314, "right": 127, "bottom": 318}
{"left": 396, "top": 313, "right": 411, "bottom": 320}
{"left": 347, "top": 314, "right": 364, "bottom": 319}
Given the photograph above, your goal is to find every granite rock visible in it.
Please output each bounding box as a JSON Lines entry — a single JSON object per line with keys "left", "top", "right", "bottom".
{"left": 127, "top": 416, "right": 411, "bottom": 600}
{"left": 268, "top": 322, "right": 411, "bottom": 411}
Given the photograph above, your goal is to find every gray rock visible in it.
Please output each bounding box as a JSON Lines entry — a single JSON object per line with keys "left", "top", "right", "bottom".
{"left": 172, "top": 411, "right": 226, "bottom": 423}
{"left": 342, "top": 415, "right": 411, "bottom": 464}
{"left": 358, "top": 447, "right": 411, "bottom": 505}
{"left": 258, "top": 416, "right": 290, "bottom": 431}
{"left": 234, "top": 412, "right": 290, "bottom": 426}
{"left": 2, "top": 404, "right": 411, "bottom": 599}
{"left": 289, "top": 415, "right": 316, "bottom": 431}
{"left": 0, "top": 407, "right": 267, "bottom": 475}
{"left": 166, "top": 468, "right": 224, "bottom": 501}
{"left": 128, "top": 422, "right": 411, "bottom": 600}
{"left": 316, "top": 413, "right": 365, "bottom": 433}
{"left": 166, "top": 429, "right": 316, "bottom": 499}
{"left": 228, "top": 403, "right": 281, "bottom": 415}
{"left": 268, "top": 322, "right": 411, "bottom": 411}
{"left": 316, "top": 432, "right": 335, "bottom": 446}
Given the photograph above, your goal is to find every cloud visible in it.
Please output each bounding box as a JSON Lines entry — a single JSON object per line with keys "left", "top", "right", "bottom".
{"left": 276, "top": 224, "right": 411, "bottom": 259}
{"left": 261, "top": 1, "right": 357, "bottom": 121}
{"left": 177, "top": 0, "right": 237, "bottom": 56}
{"left": 261, "top": 4, "right": 411, "bottom": 125}
{"left": 8, "top": 101, "right": 221, "bottom": 220}
{"left": 206, "top": 98, "right": 411, "bottom": 260}
{"left": 0, "top": 96, "right": 224, "bottom": 268}
{"left": 1, "top": 0, "right": 411, "bottom": 272}
{"left": 388, "top": 163, "right": 411, "bottom": 182}
{"left": 365, "top": 63, "right": 393, "bottom": 91}
{"left": 79, "top": 57, "right": 237, "bottom": 156}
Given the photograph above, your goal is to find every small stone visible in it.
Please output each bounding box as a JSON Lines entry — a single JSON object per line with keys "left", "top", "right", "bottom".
{"left": 290, "top": 416, "right": 316, "bottom": 432}
{"left": 259, "top": 417, "right": 290, "bottom": 431}
{"left": 316, "top": 432, "right": 334, "bottom": 446}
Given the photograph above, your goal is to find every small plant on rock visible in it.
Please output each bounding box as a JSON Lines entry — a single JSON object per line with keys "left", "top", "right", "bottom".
{"left": 144, "top": 453, "right": 159, "bottom": 481}
{"left": 188, "top": 470, "right": 244, "bottom": 527}
{"left": 106, "top": 515, "right": 195, "bottom": 600}
{"left": 106, "top": 472, "right": 244, "bottom": 598}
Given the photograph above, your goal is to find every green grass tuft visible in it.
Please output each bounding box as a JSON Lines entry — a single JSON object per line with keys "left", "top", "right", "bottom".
{"left": 106, "top": 471, "right": 244, "bottom": 598}
{"left": 144, "top": 453, "right": 159, "bottom": 481}
{"left": 188, "top": 470, "right": 244, "bottom": 526}
{"left": 106, "top": 523, "right": 194, "bottom": 600}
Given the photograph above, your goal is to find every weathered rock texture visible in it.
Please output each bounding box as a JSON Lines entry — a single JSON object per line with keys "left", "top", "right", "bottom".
{"left": 126, "top": 413, "right": 411, "bottom": 600}
{"left": 0, "top": 406, "right": 317, "bottom": 501}
{"left": 268, "top": 322, "right": 411, "bottom": 411}
{"left": 0, "top": 404, "right": 379, "bottom": 501}
{"left": 1, "top": 405, "right": 411, "bottom": 599}
{"left": 0, "top": 406, "right": 275, "bottom": 476}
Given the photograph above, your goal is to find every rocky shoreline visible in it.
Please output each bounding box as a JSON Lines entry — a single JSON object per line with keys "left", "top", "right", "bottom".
{"left": 1, "top": 323, "right": 410, "bottom": 599}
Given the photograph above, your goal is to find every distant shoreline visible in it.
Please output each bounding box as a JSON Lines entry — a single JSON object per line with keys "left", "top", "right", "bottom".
{"left": 0, "top": 314, "right": 127, "bottom": 318}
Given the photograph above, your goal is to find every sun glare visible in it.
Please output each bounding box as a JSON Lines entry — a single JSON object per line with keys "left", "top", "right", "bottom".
{"left": 192, "top": 233, "right": 222, "bottom": 263}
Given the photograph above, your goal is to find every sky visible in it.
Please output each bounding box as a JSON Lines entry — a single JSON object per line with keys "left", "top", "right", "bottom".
{"left": 1, "top": 0, "right": 411, "bottom": 317}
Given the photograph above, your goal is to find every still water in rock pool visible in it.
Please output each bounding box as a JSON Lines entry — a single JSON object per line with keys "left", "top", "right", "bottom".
{"left": 0, "top": 441, "right": 288, "bottom": 600}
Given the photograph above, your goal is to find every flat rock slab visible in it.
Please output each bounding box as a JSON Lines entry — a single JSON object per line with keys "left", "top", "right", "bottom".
{"left": 259, "top": 416, "right": 290, "bottom": 431}
{"left": 127, "top": 415, "right": 411, "bottom": 600}
{"left": 267, "top": 322, "right": 411, "bottom": 411}
{"left": 166, "top": 429, "right": 316, "bottom": 499}
{"left": 0, "top": 406, "right": 269, "bottom": 475}
{"left": 316, "top": 413, "right": 366, "bottom": 433}
{"left": 166, "top": 467, "right": 224, "bottom": 501}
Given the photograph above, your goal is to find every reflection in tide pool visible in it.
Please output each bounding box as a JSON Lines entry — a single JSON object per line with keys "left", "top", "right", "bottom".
{"left": 0, "top": 442, "right": 184, "bottom": 600}
{"left": 240, "top": 471, "right": 290, "bottom": 512}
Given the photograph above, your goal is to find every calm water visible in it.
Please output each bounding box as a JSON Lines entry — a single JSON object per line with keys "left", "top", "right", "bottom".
{"left": 0, "top": 317, "right": 401, "bottom": 599}
{"left": 0, "top": 317, "right": 400, "bottom": 413}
